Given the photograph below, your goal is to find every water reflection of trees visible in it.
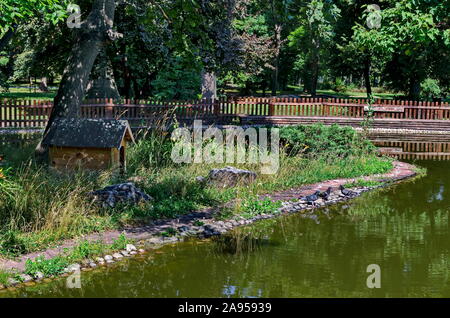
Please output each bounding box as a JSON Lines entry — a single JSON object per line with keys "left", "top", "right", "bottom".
{"left": 5, "top": 163, "right": 450, "bottom": 297}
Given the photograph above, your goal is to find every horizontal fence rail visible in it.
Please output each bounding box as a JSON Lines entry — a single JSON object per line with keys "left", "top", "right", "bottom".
{"left": 1, "top": 97, "right": 450, "bottom": 129}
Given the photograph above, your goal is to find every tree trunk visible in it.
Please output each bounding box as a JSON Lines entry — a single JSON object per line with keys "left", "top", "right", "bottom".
{"left": 36, "top": 0, "right": 119, "bottom": 159}
{"left": 310, "top": 52, "right": 319, "bottom": 97}
{"left": 363, "top": 56, "right": 372, "bottom": 98}
{"left": 39, "top": 77, "right": 48, "bottom": 92}
{"left": 409, "top": 77, "right": 421, "bottom": 100}
{"left": 271, "top": 24, "right": 282, "bottom": 96}
{"left": 201, "top": 71, "right": 217, "bottom": 100}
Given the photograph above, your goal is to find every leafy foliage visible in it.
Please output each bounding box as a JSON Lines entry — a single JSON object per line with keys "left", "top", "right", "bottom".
{"left": 279, "top": 124, "right": 375, "bottom": 158}
{"left": 24, "top": 255, "right": 69, "bottom": 277}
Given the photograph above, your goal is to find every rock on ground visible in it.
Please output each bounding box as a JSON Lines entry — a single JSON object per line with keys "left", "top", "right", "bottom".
{"left": 206, "top": 166, "right": 257, "bottom": 188}
{"left": 89, "top": 182, "right": 153, "bottom": 208}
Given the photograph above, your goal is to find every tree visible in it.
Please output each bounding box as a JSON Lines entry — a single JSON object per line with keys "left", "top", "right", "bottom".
{"left": 288, "top": 0, "right": 340, "bottom": 96}
{"left": 380, "top": 0, "right": 449, "bottom": 99}
{"left": 37, "top": 0, "right": 120, "bottom": 157}
{"left": 0, "top": 0, "right": 67, "bottom": 50}
{"left": 337, "top": 4, "right": 394, "bottom": 98}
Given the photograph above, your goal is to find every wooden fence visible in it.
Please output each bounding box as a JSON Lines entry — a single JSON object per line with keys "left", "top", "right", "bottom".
{"left": 375, "top": 140, "right": 450, "bottom": 160}
{"left": 1, "top": 97, "right": 450, "bottom": 129}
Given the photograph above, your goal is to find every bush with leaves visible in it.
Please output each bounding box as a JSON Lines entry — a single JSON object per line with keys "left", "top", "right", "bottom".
{"left": 279, "top": 123, "right": 375, "bottom": 158}
{"left": 421, "top": 78, "right": 442, "bottom": 101}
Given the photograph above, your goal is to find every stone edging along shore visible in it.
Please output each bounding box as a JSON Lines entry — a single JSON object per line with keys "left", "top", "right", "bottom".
{"left": 0, "top": 161, "right": 418, "bottom": 289}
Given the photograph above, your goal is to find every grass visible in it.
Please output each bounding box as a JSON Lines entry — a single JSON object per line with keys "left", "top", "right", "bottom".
{"left": 0, "top": 86, "right": 57, "bottom": 101}
{"left": 22, "top": 234, "right": 133, "bottom": 280}
{"left": 0, "top": 270, "right": 13, "bottom": 286}
{"left": 0, "top": 235, "right": 135, "bottom": 287}
{"left": 0, "top": 123, "right": 393, "bottom": 258}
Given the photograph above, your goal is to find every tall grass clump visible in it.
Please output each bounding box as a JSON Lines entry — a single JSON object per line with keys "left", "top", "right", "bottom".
{"left": 0, "top": 162, "right": 118, "bottom": 256}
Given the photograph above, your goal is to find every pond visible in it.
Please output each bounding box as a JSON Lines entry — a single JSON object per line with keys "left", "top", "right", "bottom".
{"left": 2, "top": 160, "right": 450, "bottom": 298}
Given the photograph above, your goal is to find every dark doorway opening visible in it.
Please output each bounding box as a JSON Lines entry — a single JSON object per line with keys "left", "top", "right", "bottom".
{"left": 119, "top": 146, "right": 125, "bottom": 172}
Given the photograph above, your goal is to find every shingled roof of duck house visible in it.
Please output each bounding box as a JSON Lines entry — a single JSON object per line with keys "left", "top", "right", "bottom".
{"left": 42, "top": 118, "right": 135, "bottom": 148}
{"left": 42, "top": 118, "right": 135, "bottom": 170}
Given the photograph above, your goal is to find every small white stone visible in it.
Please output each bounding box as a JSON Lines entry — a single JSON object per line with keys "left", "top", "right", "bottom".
{"left": 104, "top": 255, "right": 113, "bottom": 261}
{"left": 66, "top": 264, "right": 81, "bottom": 272}
{"left": 20, "top": 274, "right": 33, "bottom": 283}
{"left": 95, "top": 257, "right": 105, "bottom": 263}
{"left": 129, "top": 251, "right": 137, "bottom": 255}
{"left": 112, "top": 253, "right": 123, "bottom": 259}
{"left": 7, "top": 278, "right": 19, "bottom": 286}
{"left": 125, "top": 244, "right": 137, "bottom": 252}
{"left": 34, "top": 271, "right": 44, "bottom": 280}
{"left": 89, "top": 263, "right": 97, "bottom": 268}
{"left": 121, "top": 251, "right": 130, "bottom": 257}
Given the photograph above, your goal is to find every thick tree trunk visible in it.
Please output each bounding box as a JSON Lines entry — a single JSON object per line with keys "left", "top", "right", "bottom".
{"left": 36, "top": 0, "right": 119, "bottom": 159}
{"left": 363, "top": 56, "right": 372, "bottom": 98}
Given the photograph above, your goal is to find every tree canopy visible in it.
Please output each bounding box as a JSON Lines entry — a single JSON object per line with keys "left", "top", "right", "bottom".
{"left": 1, "top": 0, "right": 449, "bottom": 100}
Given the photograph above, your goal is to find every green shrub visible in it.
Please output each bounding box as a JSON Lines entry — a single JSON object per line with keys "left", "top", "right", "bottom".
{"left": 110, "top": 234, "right": 131, "bottom": 250}
{"left": 24, "top": 256, "right": 69, "bottom": 277}
{"left": 279, "top": 123, "right": 375, "bottom": 158}
{"left": 330, "top": 78, "right": 348, "bottom": 93}
{"left": 160, "top": 227, "right": 177, "bottom": 237}
{"left": 0, "top": 230, "right": 27, "bottom": 257}
{"left": 240, "top": 197, "right": 282, "bottom": 219}
{"left": 421, "top": 78, "right": 442, "bottom": 100}
{"left": 68, "top": 240, "right": 106, "bottom": 261}
{"left": 0, "top": 270, "right": 13, "bottom": 286}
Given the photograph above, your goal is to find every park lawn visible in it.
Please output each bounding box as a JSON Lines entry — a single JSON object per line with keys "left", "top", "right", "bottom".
{"left": 0, "top": 85, "right": 57, "bottom": 101}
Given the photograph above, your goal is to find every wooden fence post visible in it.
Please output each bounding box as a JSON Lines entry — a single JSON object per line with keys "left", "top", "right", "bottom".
{"left": 106, "top": 98, "right": 113, "bottom": 119}
{"left": 268, "top": 98, "right": 274, "bottom": 117}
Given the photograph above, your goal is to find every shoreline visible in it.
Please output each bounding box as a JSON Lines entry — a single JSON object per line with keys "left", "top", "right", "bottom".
{"left": 0, "top": 160, "right": 419, "bottom": 289}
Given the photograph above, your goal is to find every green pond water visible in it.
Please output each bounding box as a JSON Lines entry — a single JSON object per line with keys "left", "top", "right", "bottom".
{"left": 2, "top": 160, "right": 450, "bottom": 298}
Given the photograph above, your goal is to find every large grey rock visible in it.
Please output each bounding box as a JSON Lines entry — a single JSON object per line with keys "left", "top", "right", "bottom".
{"left": 89, "top": 182, "right": 153, "bottom": 208}
{"left": 207, "top": 166, "right": 257, "bottom": 188}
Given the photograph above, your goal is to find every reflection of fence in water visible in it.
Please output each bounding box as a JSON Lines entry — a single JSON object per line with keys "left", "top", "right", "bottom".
{"left": 374, "top": 140, "right": 450, "bottom": 160}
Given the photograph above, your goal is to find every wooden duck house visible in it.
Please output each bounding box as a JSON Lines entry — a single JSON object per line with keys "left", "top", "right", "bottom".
{"left": 42, "top": 118, "right": 135, "bottom": 171}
